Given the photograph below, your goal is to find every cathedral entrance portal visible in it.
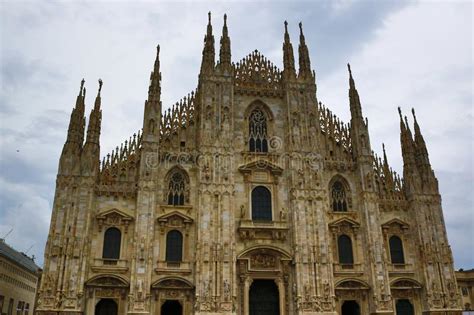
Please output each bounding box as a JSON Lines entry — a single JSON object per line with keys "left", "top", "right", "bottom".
{"left": 95, "top": 298, "right": 118, "bottom": 315}
{"left": 249, "top": 280, "right": 280, "bottom": 315}
{"left": 161, "top": 300, "right": 182, "bottom": 315}
{"left": 341, "top": 300, "right": 360, "bottom": 315}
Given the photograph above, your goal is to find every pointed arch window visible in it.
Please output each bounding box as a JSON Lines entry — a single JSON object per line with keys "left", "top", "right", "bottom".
{"left": 251, "top": 186, "right": 272, "bottom": 221}
{"left": 168, "top": 172, "right": 185, "bottom": 206}
{"left": 331, "top": 181, "right": 348, "bottom": 212}
{"left": 389, "top": 235, "right": 405, "bottom": 264}
{"left": 166, "top": 230, "right": 183, "bottom": 262}
{"left": 102, "top": 227, "right": 121, "bottom": 260}
{"left": 338, "top": 234, "right": 354, "bottom": 264}
{"left": 249, "top": 109, "right": 268, "bottom": 152}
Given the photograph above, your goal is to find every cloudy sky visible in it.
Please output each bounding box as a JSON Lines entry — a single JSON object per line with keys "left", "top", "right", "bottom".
{"left": 0, "top": 0, "right": 472, "bottom": 268}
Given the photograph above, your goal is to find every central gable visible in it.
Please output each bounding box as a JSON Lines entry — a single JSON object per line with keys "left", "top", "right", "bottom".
{"left": 233, "top": 50, "right": 283, "bottom": 97}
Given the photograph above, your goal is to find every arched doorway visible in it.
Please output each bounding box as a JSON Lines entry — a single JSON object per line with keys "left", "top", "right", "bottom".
{"left": 396, "top": 299, "right": 414, "bottom": 315}
{"left": 161, "top": 300, "right": 182, "bottom": 315}
{"left": 341, "top": 300, "right": 360, "bottom": 315}
{"left": 95, "top": 299, "right": 118, "bottom": 315}
{"left": 249, "top": 280, "right": 280, "bottom": 315}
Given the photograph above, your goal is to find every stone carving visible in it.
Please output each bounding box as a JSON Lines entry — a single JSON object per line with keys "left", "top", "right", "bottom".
{"left": 250, "top": 253, "right": 277, "bottom": 269}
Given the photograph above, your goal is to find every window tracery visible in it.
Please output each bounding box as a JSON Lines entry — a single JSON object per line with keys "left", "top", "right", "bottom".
{"left": 249, "top": 109, "right": 268, "bottom": 153}
{"left": 167, "top": 171, "right": 186, "bottom": 206}
{"left": 331, "top": 181, "right": 348, "bottom": 212}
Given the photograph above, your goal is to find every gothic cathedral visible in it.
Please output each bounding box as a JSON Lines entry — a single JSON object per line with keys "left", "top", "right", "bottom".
{"left": 36, "top": 14, "right": 462, "bottom": 315}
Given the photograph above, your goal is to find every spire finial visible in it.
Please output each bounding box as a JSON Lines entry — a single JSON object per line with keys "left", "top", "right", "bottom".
{"left": 208, "top": 11, "right": 211, "bottom": 23}
{"left": 79, "top": 78, "right": 85, "bottom": 95}
{"left": 98, "top": 79, "right": 103, "bottom": 95}
{"left": 347, "top": 63, "right": 352, "bottom": 77}
{"left": 224, "top": 13, "right": 227, "bottom": 26}
{"left": 398, "top": 107, "right": 403, "bottom": 120}
{"left": 157, "top": 44, "right": 160, "bottom": 55}
{"left": 284, "top": 20, "right": 288, "bottom": 33}
{"left": 411, "top": 107, "right": 417, "bottom": 121}
{"left": 299, "top": 21, "right": 303, "bottom": 35}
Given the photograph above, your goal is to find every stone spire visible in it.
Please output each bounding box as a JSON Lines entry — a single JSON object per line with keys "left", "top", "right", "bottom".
{"left": 58, "top": 79, "right": 86, "bottom": 175}
{"left": 143, "top": 45, "right": 162, "bottom": 140}
{"left": 382, "top": 143, "right": 394, "bottom": 189}
{"left": 148, "top": 45, "right": 161, "bottom": 101}
{"left": 200, "top": 12, "right": 215, "bottom": 75}
{"left": 65, "top": 79, "right": 86, "bottom": 145}
{"left": 412, "top": 108, "right": 431, "bottom": 168}
{"left": 297, "top": 22, "right": 312, "bottom": 81}
{"left": 219, "top": 14, "right": 231, "bottom": 68}
{"left": 85, "top": 79, "right": 102, "bottom": 145}
{"left": 82, "top": 79, "right": 103, "bottom": 176}
{"left": 399, "top": 107, "right": 420, "bottom": 191}
{"left": 347, "top": 64, "right": 371, "bottom": 158}
{"left": 282, "top": 21, "right": 296, "bottom": 80}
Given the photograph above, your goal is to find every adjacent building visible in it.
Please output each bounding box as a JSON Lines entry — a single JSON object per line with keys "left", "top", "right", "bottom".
{"left": 456, "top": 269, "right": 474, "bottom": 313}
{"left": 0, "top": 239, "right": 41, "bottom": 315}
{"left": 35, "top": 14, "right": 462, "bottom": 315}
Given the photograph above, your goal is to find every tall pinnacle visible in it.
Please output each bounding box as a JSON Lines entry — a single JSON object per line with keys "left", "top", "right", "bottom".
{"left": 282, "top": 21, "right": 296, "bottom": 80}
{"left": 148, "top": 45, "right": 161, "bottom": 100}
{"left": 298, "top": 22, "right": 312, "bottom": 80}
{"left": 219, "top": 14, "right": 231, "bottom": 67}
{"left": 86, "top": 79, "right": 103, "bottom": 145}
{"left": 66, "top": 78, "right": 86, "bottom": 145}
{"left": 412, "top": 108, "right": 431, "bottom": 168}
{"left": 200, "top": 12, "right": 215, "bottom": 75}
{"left": 347, "top": 64, "right": 362, "bottom": 119}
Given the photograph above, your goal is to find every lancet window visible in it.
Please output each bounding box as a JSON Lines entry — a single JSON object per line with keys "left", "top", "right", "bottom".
{"left": 251, "top": 186, "right": 272, "bottom": 221}
{"left": 102, "top": 227, "right": 121, "bottom": 260}
{"left": 167, "top": 171, "right": 186, "bottom": 206}
{"left": 338, "top": 234, "right": 354, "bottom": 264}
{"left": 249, "top": 109, "right": 268, "bottom": 152}
{"left": 331, "top": 181, "right": 348, "bottom": 212}
{"left": 166, "top": 230, "right": 183, "bottom": 262}
{"left": 389, "top": 235, "right": 405, "bottom": 264}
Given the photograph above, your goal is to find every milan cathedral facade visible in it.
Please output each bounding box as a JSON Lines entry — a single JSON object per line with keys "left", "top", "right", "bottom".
{"left": 36, "top": 13, "right": 462, "bottom": 315}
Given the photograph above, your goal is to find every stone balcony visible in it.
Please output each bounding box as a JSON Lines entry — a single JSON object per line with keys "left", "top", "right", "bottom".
{"left": 91, "top": 258, "right": 129, "bottom": 273}
{"left": 333, "top": 262, "right": 364, "bottom": 276}
{"left": 238, "top": 219, "right": 289, "bottom": 241}
{"left": 155, "top": 260, "right": 192, "bottom": 275}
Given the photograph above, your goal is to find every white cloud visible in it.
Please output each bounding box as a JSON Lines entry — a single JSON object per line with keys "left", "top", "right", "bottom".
{"left": 318, "top": 1, "right": 473, "bottom": 267}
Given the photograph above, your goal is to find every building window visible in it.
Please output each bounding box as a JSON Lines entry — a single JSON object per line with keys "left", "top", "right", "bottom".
{"left": 24, "top": 303, "right": 30, "bottom": 315}
{"left": 251, "top": 186, "right": 272, "bottom": 221}
{"left": 331, "top": 181, "right": 347, "bottom": 212}
{"left": 16, "top": 301, "right": 24, "bottom": 315}
{"left": 8, "top": 298, "right": 13, "bottom": 315}
{"left": 0, "top": 296, "right": 4, "bottom": 314}
{"left": 166, "top": 230, "right": 183, "bottom": 262}
{"left": 338, "top": 234, "right": 354, "bottom": 264}
{"left": 462, "top": 287, "right": 469, "bottom": 296}
{"left": 389, "top": 235, "right": 405, "bottom": 264}
{"left": 249, "top": 109, "right": 268, "bottom": 152}
{"left": 102, "top": 227, "right": 121, "bottom": 260}
{"left": 168, "top": 172, "right": 186, "bottom": 206}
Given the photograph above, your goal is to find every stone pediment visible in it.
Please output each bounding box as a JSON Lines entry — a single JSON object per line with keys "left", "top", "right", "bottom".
{"left": 96, "top": 209, "right": 133, "bottom": 232}
{"left": 391, "top": 278, "right": 422, "bottom": 289}
{"left": 157, "top": 211, "right": 193, "bottom": 224}
{"left": 382, "top": 218, "right": 410, "bottom": 230}
{"left": 238, "top": 160, "right": 283, "bottom": 177}
{"left": 151, "top": 277, "right": 194, "bottom": 290}
{"left": 233, "top": 50, "right": 283, "bottom": 97}
{"left": 328, "top": 217, "right": 360, "bottom": 229}
{"left": 86, "top": 275, "right": 129, "bottom": 288}
{"left": 335, "top": 279, "right": 370, "bottom": 290}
